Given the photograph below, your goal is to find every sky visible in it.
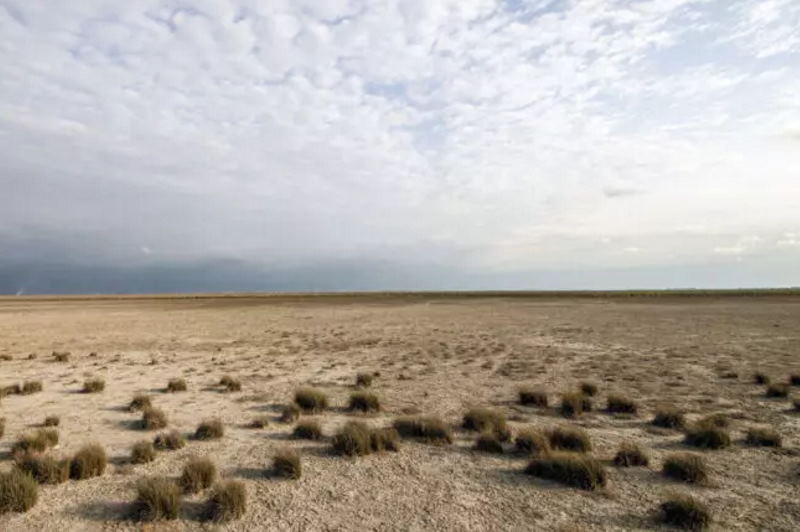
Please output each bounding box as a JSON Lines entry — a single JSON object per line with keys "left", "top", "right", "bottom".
{"left": 1, "top": 0, "right": 799, "bottom": 294}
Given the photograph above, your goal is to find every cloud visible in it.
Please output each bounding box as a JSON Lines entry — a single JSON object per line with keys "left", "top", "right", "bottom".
{"left": 0, "top": 0, "right": 799, "bottom": 292}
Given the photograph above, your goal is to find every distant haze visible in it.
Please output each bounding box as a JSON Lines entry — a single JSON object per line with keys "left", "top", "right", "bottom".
{"left": 1, "top": 1, "right": 799, "bottom": 294}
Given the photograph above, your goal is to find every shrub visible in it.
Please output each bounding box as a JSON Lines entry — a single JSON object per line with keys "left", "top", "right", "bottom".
{"left": 153, "top": 430, "right": 186, "bottom": 451}
{"left": 613, "top": 442, "right": 649, "bottom": 467}
{"left": 280, "top": 404, "right": 301, "bottom": 423}
{"left": 0, "top": 354, "right": 11, "bottom": 361}
{"left": 332, "top": 421, "right": 373, "bottom": 456}
{"left": 662, "top": 453, "right": 707, "bottom": 484}
{"left": 272, "top": 449, "right": 301, "bottom": 479}
{"left": 219, "top": 375, "right": 234, "bottom": 387}
{"left": 745, "top": 427, "right": 781, "bottom": 447}
{"left": 44, "top": 416, "right": 60, "bottom": 427}
{"left": 129, "top": 393, "right": 152, "bottom": 412}
{"left": 70, "top": 443, "right": 107, "bottom": 480}
{"left": 697, "top": 413, "right": 729, "bottom": 429}
{"left": 525, "top": 452, "right": 606, "bottom": 490}
{"left": 293, "top": 420, "right": 323, "bottom": 440}
{"left": 370, "top": 427, "right": 400, "bottom": 452}
{"left": 684, "top": 425, "right": 730, "bottom": 450}
{"left": 166, "top": 378, "right": 187, "bottom": 392}
{"left": 15, "top": 454, "right": 69, "bottom": 484}
{"left": 606, "top": 395, "right": 638, "bottom": 414}
{"left": 224, "top": 379, "right": 242, "bottom": 392}
{"left": 753, "top": 372, "right": 769, "bottom": 384}
{"left": 356, "top": 373, "right": 374, "bottom": 387}
{"left": 0, "top": 469, "right": 38, "bottom": 513}
{"left": 475, "top": 433, "right": 504, "bottom": 454}
{"left": 21, "top": 381, "right": 43, "bottom": 395}
{"left": 580, "top": 382, "right": 598, "bottom": 397}
{"left": 348, "top": 392, "right": 381, "bottom": 413}
{"left": 82, "top": 378, "right": 105, "bottom": 393}
{"left": 195, "top": 419, "right": 224, "bottom": 440}
{"left": 179, "top": 456, "right": 217, "bottom": 493}
{"left": 560, "top": 393, "right": 592, "bottom": 418}
{"left": 514, "top": 429, "right": 550, "bottom": 455}
{"left": 142, "top": 407, "right": 168, "bottom": 430}
{"left": 205, "top": 480, "right": 246, "bottom": 522}
{"left": 3, "top": 383, "right": 21, "bottom": 395}
{"left": 53, "top": 351, "right": 70, "bottom": 362}
{"left": 790, "top": 374, "right": 800, "bottom": 386}
{"left": 248, "top": 416, "right": 270, "bottom": 429}
{"left": 518, "top": 388, "right": 548, "bottom": 407}
{"left": 131, "top": 441, "right": 156, "bottom": 464}
{"left": 462, "top": 408, "right": 511, "bottom": 441}
{"left": 659, "top": 494, "right": 711, "bottom": 530}
{"left": 547, "top": 427, "right": 592, "bottom": 453}
{"left": 766, "top": 383, "right": 789, "bottom": 398}
{"left": 294, "top": 388, "right": 329, "bottom": 412}
{"left": 393, "top": 416, "right": 452, "bottom": 444}
{"left": 652, "top": 408, "right": 685, "bottom": 429}
{"left": 12, "top": 429, "right": 58, "bottom": 456}
{"left": 134, "top": 477, "right": 180, "bottom": 521}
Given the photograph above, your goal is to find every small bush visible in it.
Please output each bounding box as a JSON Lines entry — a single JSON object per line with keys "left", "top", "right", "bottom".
{"left": 293, "top": 420, "right": 323, "bottom": 440}
{"left": 82, "top": 378, "right": 105, "bottom": 393}
{"left": 70, "top": 443, "right": 107, "bottom": 480}
{"left": 684, "top": 425, "right": 730, "bottom": 450}
{"left": 745, "top": 427, "right": 781, "bottom": 447}
{"left": 166, "top": 378, "right": 187, "bottom": 393}
{"left": 0, "top": 469, "right": 38, "bottom": 513}
{"left": 753, "top": 372, "right": 769, "bottom": 384}
{"left": 370, "top": 427, "right": 400, "bottom": 452}
{"left": 12, "top": 429, "right": 58, "bottom": 456}
{"left": 153, "top": 430, "right": 186, "bottom": 451}
{"left": 547, "top": 427, "right": 592, "bottom": 453}
{"left": 560, "top": 393, "right": 592, "bottom": 418}
{"left": 662, "top": 453, "right": 707, "bottom": 484}
{"left": 205, "top": 480, "right": 246, "bottom": 522}
{"left": 129, "top": 393, "right": 152, "bottom": 412}
{"left": 580, "top": 382, "right": 598, "bottom": 397}
{"left": 652, "top": 408, "right": 685, "bottom": 429}
{"left": 697, "top": 413, "right": 729, "bottom": 429}
{"left": 606, "top": 395, "right": 638, "bottom": 414}
{"left": 525, "top": 452, "right": 606, "bottom": 490}
{"left": 659, "top": 494, "right": 711, "bottom": 530}
{"left": 134, "top": 477, "right": 180, "bottom": 521}
{"left": 0, "top": 354, "right": 11, "bottom": 361}
{"left": 280, "top": 404, "right": 300, "bottom": 423}
{"left": 224, "top": 379, "right": 242, "bottom": 392}
{"left": 462, "top": 408, "right": 511, "bottom": 441}
{"left": 766, "top": 383, "right": 789, "bottom": 398}
{"left": 3, "top": 383, "right": 21, "bottom": 395}
{"left": 21, "top": 381, "right": 43, "bottom": 395}
{"left": 348, "top": 392, "right": 381, "bottom": 413}
{"left": 613, "top": 442, "right": 649, "bottom": 467}
{"left": 356, "top": 373, "right": 374, "bottom": 387}
{"left": 519, "top": 388, "right": 548, "bottom": 407}
{"left": 294, "top": 388, "right": 329, "bottom": 412}
{"left": 514, "top": 429, "right": 550, "bottom": 455}
{"left": 179, "top": 456, "right": 217, "bottom": 493}
{"left": 142, "top": 407, "right": 168, "bottom": 430}
{"left": 272, "top": 449, "right": 301, "bottom": 479}
{"left": 15, "top": 454, "right": 69, "bottom": 484}
{"left": 248, "top": 416, "right": 270, "bottom": 429}
{"left": 790, "top": 374, "right": 800, "bottom": 386}
{"left": 393, "top": 416, "right": 452, "bottom": 444}
{"left": 219, "top": 375, "right": 234, "bottom": 387}
{"left": 475, "top": 433, "right": 504, "bottom": 454}
{"left": 332, "top": 421, "right": 373, "bottom": 456}
{"left": 131, "top": 441, "right": 156, "bottom": 464}
{"left": 195, "top": 419, "right": 224, "bottom": 440}
{"left": 43, "top": 415, "right": 60, "bottom": 427}
{"left": 53, "top": 351, "right": 70, "bottom": 362}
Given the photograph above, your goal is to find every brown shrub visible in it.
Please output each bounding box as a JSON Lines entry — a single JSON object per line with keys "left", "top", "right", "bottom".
{"left": 153, "top": 430, "right": 186, "bottom": 451}
{"left": 684, "top": 425, "right": 730, "bottom": 450}
{"left": 134, "top": 477, "right": 180, "bottom": 521}
{"left": 766, "top": 383, "right": 789, "bottom": 398}
{"left": 3, "top": 383, "right": 21, "bottom": 395}
{"left": 662, "top": 453, "right": 707, "bottom": 484}
{"left": 613, "top": 442, "right": 649, "bottom": 467}
{"left": 70, "top": 443, "right": 107, "bottom": 480}
{"left": 518, "top": 388, "right": 548, "bottom": 407}
{"left": 272, "top": 449, "right": 301, "bottom": 479}
{"left": 0, "top": 469, "right": 38, "bottom": 513}
{"left": 606, "top": 395, "right": 638, "bottom": 414}
{"left": 547, "top": 427, "right": 592, "bottom": 453}
{"left": 790, "top": 374, "right": 800, "bottom": 386}
{"left": 580, "top": 382, "right": 598, "bottom": 397}
{"left": 53, "top": 351, "right": 70, "bottom": 362}
{"left": 355, "top": 373, "right": 374, "bottom": 387}
{"left": 179, "top": 456, "right": 217, "bottom": 494}
{"left": 474, "top": 433, "right": 504, "bottom": 454}
{"left": 82, "top": 378, "right": 105, "bottom": 393}
{"left": 142, "top": 407, "right": 168, "bottom": 430}
{"left": 294, "top": 388, "right": 329, "bottom": 412}
{"left": 293, "top": 420, "right": 323, "bottom": 440}
{"left": 462, "top": 408, "right": 511, "bottom": 441}
{"left": 166, "top": 378, "right": 187, "bottom": 393}
{"left": 43, "top": 416, "right": 60, "bottom": 427}
{"left": 560, "top": 393, "right": 592, "bottom": 418}
{"left": 205, "top": 480, "right": 246, "bottom": 522}
{"left": 15, "top": 454, "right": 69, "bottom": 484}
{"left": 21, "top": 381, "right": 43, "bottom": 395}
{"left": 745, "top": 427, "right": 781, "bottom": 447}
{"left": 370, "top": 427, "right": 400, "bottom": 452}
{"left": 131, "top": 441, "right": 156, "bottom": 464}
{"left": 332, "top": 421, "right": 373, "bottom": 456}
{"left": 514, "top": 429, "right": 550, "bottom": 455}
{"left": 129, "top": 394, "right": 152, "bottom": 412}
{"left": 248, "top": 416, "right": 270, "bottom": 429}
{"left": 195, "top": 419, "right": 224, "bottom": 440}
{"left": 223, "top": 379, "right": 242, "bottom": 392}
{"left": 753, "top": 372, "right": 770, "bottom": 384}
{"left": 393, "top": 416, "right": 452, "bottom": 444}
{"left": 525, "top": 452, "right": 606, "bottom": 490}
{"left": 659, "top": 494, "right": 711, "bottom": 530}
{"left": 280, "top": 404, "right": 301, "bottom": 423}
{"left": 652, "top": 408, "right": 685, "bottom": 429}
{"left": 697, "top": 413, "right": 729, "bottom": 429}
{"left": 348, "top": 392, "right": 381, "bottom": 413}
{"left": 12, "top": 429, "right": 58, "bottom": 456}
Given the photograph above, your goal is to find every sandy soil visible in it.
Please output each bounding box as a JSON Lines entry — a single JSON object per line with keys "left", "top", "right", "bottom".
{"left": 0, "top": 295, "right": 799, "bottom": 531}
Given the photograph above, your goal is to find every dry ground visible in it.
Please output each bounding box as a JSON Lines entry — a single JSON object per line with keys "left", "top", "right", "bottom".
{"left": 0, "top": 294, "right": 799, "bottom": 531}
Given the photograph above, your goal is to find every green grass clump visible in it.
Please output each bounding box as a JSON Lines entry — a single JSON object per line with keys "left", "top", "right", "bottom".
{"left": 547, "top": 427, "right": 592, "bottom": 453}
{"left": 518, "top": 388, "right": 548, "bottom": 407}
{"left": 393, "top": 416, "right": 452, "bottom": 444}
{"left": 560, "top": 392, "right": 592, "bottom": 418}
{"left": 21, "top": 381, "right": 43, "bottom": 395}
{"left": 131, "top": 441, "right": 156, "bottom": 464}
{"left": 662, "top": 453, "right": 707, "bottom": 484}
{"left": 153, "top": 430, "right": 186, "bottom": 451}
{"left": 293, "top": 420, "right": 323, "bottom": 440}
{"left": 205, "top": 480, "right": 246, "bottom": 522}
{"left": 514, "top": 429, "right": 550, "bottom": 455}
{"left": 134, "top": 477, "right": 180, "bottom": 521}
{"left": 525, "top": 452, "right": 606, "bottom": 490}
{"left": 272, "top": 449, "right": 301, "bottom": 479}
{"left": 580, "top": 382, "right": 598, "bottom": 397}
{"left": 606, "top": 395, "right": 638, "bottom": 414}
{"left": 129, "top": 393, "right": 152, "bottom": 412}
{"left": 659, "top": 494, "right": 711, "bottom": 530}
{"left": 179, "top": 456, "right": 217, "bottom": 494}
{"left": 348, "top": 392, "right": 381, "bottom": 413}
{"left": 294, "top": 388, "right": 329, "bottom": 412}
{"left": 684, "top": 425, "right": 730, "bottom": 450}
{"left": 0, "top": 469, "right": 38, "bottom": 513}
{"left": 70, "top": 443, "right": 107, "bottom": 480}
{"left": 166, "top": 378, "right": 187, "bottom": 392}
{"left": 462, "top": 408, "right": 511, "bottom": 441}
{"left": 474, "top": 433, "right": 504, "bottom": 454}
{"left": 82, "top": 378, "right": 105, "bottom": 393}
{"left": 652, "top": 408, "right": 685, "bottom": 429}
{"left": 613, "top": 442, "right": 649, "bottom": 467}
{"left": 195, "top": 419, "right": 224, "bottom": 440}
{"left": 15, "top": 454, "right": 69, "bottom": 484}
{"left": 766, "top": 383, "right": 789, "bottom": 398}
{"left": 142, "top": 407, "right": 168, "bottom": 430}
{"left": 355, "top": 373, "right": 374, "bottom": 387}
{"left": 745, "top": 427, "right": 781, "bottom": 447}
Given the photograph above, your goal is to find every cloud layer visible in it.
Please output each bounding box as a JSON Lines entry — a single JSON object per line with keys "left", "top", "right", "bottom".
{"left": 1, "top": 0, "right": 798, "bottom": 292}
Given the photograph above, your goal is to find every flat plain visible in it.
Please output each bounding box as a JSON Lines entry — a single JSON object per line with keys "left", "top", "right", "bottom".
{"left": 1, "top": 293, "right": 799, "bottom": 531}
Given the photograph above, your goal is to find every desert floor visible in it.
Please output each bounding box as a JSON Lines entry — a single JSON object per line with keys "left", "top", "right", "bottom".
{"left": 1, "top": 294, "right": 799, "bottom": 531}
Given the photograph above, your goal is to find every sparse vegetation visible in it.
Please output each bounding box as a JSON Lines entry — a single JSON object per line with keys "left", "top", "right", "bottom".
{"left": 0, "top": 469, "right": 38, "bottom": 513}
{"left": 560, "top": 392, "right": 592, "bottom": 418}
{"left": 272, "top": 449, "right": 301, "bottom": 479}
{"left": 134, "top": 477, "right": 180, "bottom": 521}
{"left": 223, "top": 378, "right": 242, "bottom": 392}
{"left": 294, "top": 388, "right": 329, "bottom": 412}
{"left": 280, "top": 404, "right": 301, "bottom": 423}
{"left": 697, "top": 413, "right": 729, "bottom": 428}
{"left": 369, "top": 427, "right": 400, "bottom": 452}
{"left": 753, "top": 372, "right": 770, "bottom": 384}
{"left": 12, "top": 429, "right": 59, "bottom": 456}
{"left": 790, "top": 374, "right": 800, "bottom": 386}
{"left": 525, "top": 452, "right": 606, "bottom": 490}
{"left": 15, "top": 453, "right": 69, "bottom": 484}
{"left": 462, "top": 408, "right": 510, "bottom": 441}
{"left": 547, "top": 426, "right": 592, "bottom": 453}
{"left": 606, "top": 395, "right": 638, "bottom": 414}
{"left": 167, "top": 378, "right": 187, "bottom": 392}
{"left": 393, "top": 416, "right": 452, "bottom": 444}
{"left": 514, "top": 429, "right": 550, "bottom": 455}
{"left": 684, "top": 424, "right": 731, "bottom": 450}
{"left": 131, "top": 441, "right": 156, "bottom": 464}
{"left": 205, "top": 480, "right": 246, "bottom": 522}
{"left": 82, "top": 377, "right": 105, "bottom": 393}
{"left": 580, "top": 382, "right": 598, "bottom": 397}
{"left": 662, "top": 453, "right": 707, "bottom": 484}
{"left": 154, "top": 430, "right": 186, "bottom": 451}
{"left": 195, "top": 419, "right": 224, "bottom": 440}
{"left": 21, "top": 380, "right": 43, "bottom": 395}
{"left": 659, "top": 494, "right": 711, "bottom": 530}
{"left": 129, "top": 393, "right": 152, "bottom": 412}
{"left": 293, "top": 420, "right": 323, "bottom": 440}
{"left": 348, "top": 391, "right": 381, "bottom": 413}
{"left": 518, "top": 388, "right": 548, "bottom": 407}
{"left": 53, "top": 351, "right": 70, "bottom": 362}
{"left": 44, "top": 415, "right": 59, "bottom": 427}
{"left": 652, "top": 408, "right": 685, "bottom": 429}
{"left": 475, "top": 433, "right": 504, "bottom": 453}
{"left": 356, "top": 372, "right": 374, "bottom": 387}
{"left": 3, "top": 383, "right": 21, "bottom": 395}
{"left": 332, "top": 421, "right": 373, "bottom": 456}
{"left": 142, "top": 407, "right": 168, "bottom": 430}
{"left": 70, "top": 443, "right": 107, "bottom": 480}
{"left": 766, "top": 383, "right": 789, "bottom": 398}
{"left": 745, "top": 427, "right": 781, "bottom": 447}
{"left": 180, "top": 456, "right": 217, "bottom": 493}
{"left": 248, "top": 416, "right": 270, "bottom": 429}
{"left": 613, "top": 442, "right": 649, "bottom": 467}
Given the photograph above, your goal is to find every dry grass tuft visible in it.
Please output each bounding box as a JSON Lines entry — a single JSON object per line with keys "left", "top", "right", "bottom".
{"left": 789, "top": 374, "right": 800, "bottom": 386}
{"left": 131, "top": 441, "right": 156, "bottom": 464}
{"left": 753, "top": 372, "right": 770, "bottom": 385}
{"left": 348, "top": 391, "right": 381, "bottom": 413}
{"left": 153, "top": 431, "right": 186, "bottom": 451}
{"left": 82, "top": 378, "right": 105, "bottom": 393}
{"left": 745, "top": 427, "right": 781, "bottom": 447}
{"left": 474, "top": 433, "right": 504, "bottom": 454}
{"left": 0, "top": 469, "right": 38, "bottom": 513}
{"left": 606, "top": 395, "right": 638, "bottom": 414}
{"left": 134, "top": 477, "right": 180, "bottom": 521}
{"left": 205, "top": 480, "right": 246, "bottom": 522}
{"left": 43, "top": 416, "right": 60, "bottom": 427}
{"left": 369, "top": 427, "right": 400, "bottom": 452}
{"left": 15, "top": 454, "right": 69, "bottom": 484}
{"left": 223, "top": 378, "right": 242, "bottom": 392}
{"left": 166, "top": 378, "right": 187, "bottom": 393}
{"left": 580, "top": 382, "right": 598, "bottom": 397}
{"left": 280, "top": 404, "right": 301, "bottom": 423}
{"left": 525, "top": 452, "right": 606, "bottom": 490}
{"left": 393, "top": 416, "right": 452, "bottom": 444}
{"left": 613, "top": 442, "right": 649, "bottom": 467}
{"left": 129, "top": 394, "right": 152, "bottom": 412}
{"left": 70, "top": 443, "right": 107, "bottom": 480}
{"left": 462, "top": 408, "right": 511, "bottom": 441}
{"left": 195, "top": 419, "right": 224, "bottom": 440}
{"left": 0, "top": 417, "right": 4, "bottom": 439}
{"left": 248, "top": 416, "right": 270, "bottom": 429}
{"left": 332, "top": 421, "right": 373, "bottom": 456}
{"left": 21, "top": 380, "right": 43, "bottom": 395}
{"left": 518, "top": 388, "right": 548, "bottom": 407}
{"left": 684, "top": 425, "right": 730, "bottom": 450}
{"left": 272, "top": 449, "right": 301, "bottom": 479}
{"left": 766, "top": 383, "right": 789, "bottom": 398}
{"left": 179, "top": 456, "right": 217, "bottom": 494}
{"left": 12, "top": 429, "right": 58, "bottom": 456}
{"left": 294, "top": 388, "right": 329, "bottom": 412}
{"left": 662, "top": 453, "right": 707, "bottom": 484}
{"left": 355, "top": 372, "right": 374, "bottom": 387}
{"left": 652, "top": 408, "right": 685, "bottom": 429}
{"left": 560, "top": 392, "right": 592, "bottom": 418}
{"left": 514, "top": 429, "right": 550, "bottom": 455}
{"left": 547, "top": 427, "right": 592, "bottom": 453}
{"left": 142, "top": 407, "right": 168, "bottom": 430}
{"left": 293, "top": 420, "right": 323, "bottom": 440}
{"left": 659, "top": 494, "right": 711, "bottom": 530}
{"left": 52, "top": 351, "right": 70, "bottom": 362}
